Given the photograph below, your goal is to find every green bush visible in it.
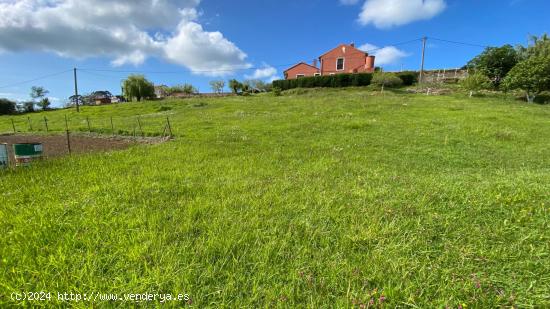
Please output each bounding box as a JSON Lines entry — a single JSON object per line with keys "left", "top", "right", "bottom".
{"left": 396, "top": 71, "right": 418, "bottom": 86}
{"left": 272, "top": 73, "right": 372, "bottom": 90}
{"left": 371, "top": 73, "right": 403, "bottom": 89}
{"left": 272, "top": 87, "right": 282, "bottom": 96}
{"left": 460, "top": 73, "right": 491, "bottom": 97}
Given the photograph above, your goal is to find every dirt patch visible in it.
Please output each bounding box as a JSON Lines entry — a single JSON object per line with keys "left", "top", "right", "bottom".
{"left": 0, "top": 134, "right": 163, "bottom": 162}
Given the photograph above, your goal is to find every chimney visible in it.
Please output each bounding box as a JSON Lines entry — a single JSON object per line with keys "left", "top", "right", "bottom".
{"left": 350, "top": 42, "right": 355, "bottom": 47}
{"left": 366, "top": 55, "right": 375, "bottom": 70}
{"left": 313, "top": 59, "right": 318, "bottom": 68}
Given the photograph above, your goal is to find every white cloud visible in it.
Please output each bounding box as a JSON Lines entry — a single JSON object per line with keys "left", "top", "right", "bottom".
{"left": 164, "top": 22, "right": 250, "bottom": 76}
{"left": 358, "top": 0, "right": 446, "bottom": 28}
{"left": 358, "top": 43, "right": 409, "bottom": 66}
{"left": 0, "top": 0, "right": 250, "bottom": 75}
{"left": 245, "top": 65, "right": 278, "bottom": 81}
{"left": 340, "top": 0, "right": 360, "bottom": 5}
{"left": 267, "top": 75, "right": 281, "bottom": 83}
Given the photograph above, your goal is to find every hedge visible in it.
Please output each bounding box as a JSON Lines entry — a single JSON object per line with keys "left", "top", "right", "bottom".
{"left": 395, "top": 71, "right": 418, "bottom": 86}
{"left": 272, "top": 73, "right": 373, "bottom": 90}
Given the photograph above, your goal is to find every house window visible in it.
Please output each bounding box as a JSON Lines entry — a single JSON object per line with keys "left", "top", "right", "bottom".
{"left": 336, "top": 58, "right": 344, "bottom": 71}
{"left": 296, "top": 74, "right": 305, "bottom": 79}
{"left": 314, "top": 73, "right": 321, "bottom": 77}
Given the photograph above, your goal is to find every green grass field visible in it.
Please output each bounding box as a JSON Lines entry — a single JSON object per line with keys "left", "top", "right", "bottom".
{"left": 1, "top": 88, "right": 549, "bottom": 307}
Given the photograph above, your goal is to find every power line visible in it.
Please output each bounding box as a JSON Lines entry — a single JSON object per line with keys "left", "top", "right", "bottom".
{"left": 428, "top": 37, "right": 490, "bottom": 48}
{"left": 0, "top": 69, "right": 72, "bottom": 89}
{"left": 361, "top": 38, "right": 424, "bottom": 53}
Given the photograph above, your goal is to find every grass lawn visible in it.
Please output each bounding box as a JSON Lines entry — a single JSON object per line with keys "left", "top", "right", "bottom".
{"left": 1, "top": 88, "right": 549, "bottom": 307}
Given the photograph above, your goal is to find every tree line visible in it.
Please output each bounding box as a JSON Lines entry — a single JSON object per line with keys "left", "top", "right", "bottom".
{"left": 0, "top": 86, "right": 52, "bottom": 115}
{"left": 461, "top": 34, "right": 550, "bottom": 102}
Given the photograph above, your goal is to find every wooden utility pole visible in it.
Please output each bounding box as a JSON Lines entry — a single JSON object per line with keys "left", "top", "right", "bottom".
{"left": 73, "top": 67, "right": 80, "bottom": 112}
{"left": 419, "top": 37, "right": 427, "bottom": 84}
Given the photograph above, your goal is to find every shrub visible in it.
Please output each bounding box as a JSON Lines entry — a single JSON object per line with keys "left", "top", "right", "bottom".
{"left": 396, "top": 71, "right": 418, "bottom": 86}
{"left": 460, "top": 73, "right": 491, "bottom": 97}
{"left": 371, "top": 73, "right": 403, "bottom": 90}
{"left": 272, "top": 87, "right": 282, "bottom": 96}
{"left": 272, "top": 73, "right": 372, "bottom": 90}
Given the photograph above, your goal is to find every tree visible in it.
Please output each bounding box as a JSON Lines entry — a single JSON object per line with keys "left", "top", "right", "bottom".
{"left": 68, "top": 95, "right": 84, "bottom": 107}
{"left": 30, "top": 86, "right": 50, "bottom": 110}
{"left": 122, "top": 75, "right": 155, "bottom": 102}
{"left": 502, "top": 55, "right": 550, "bottom": 103}
{"left": 209, "top": 80, "right": 225, "bottom": 94}
{"left": 0, "top": 98, "right": 17, "bottom": 115}
{"left": 466, "top": 45, "right": 519, "bottom": 87}
{"left": 460, "top": 73, "right": 491, "bottom": 97}
{"left": 518, "top": 33, "right": 550, "bottom": 60}
{"left": 371, "top": 73, "right": 403, "bottom": 92}
{"left": 30, "top": 86, "right": 49, "bottom": 101}
{"left": 228, "top": 79, "right": 242, "bottom": 94}
{"left": 181, "top": 84, "right": 197, "bottom": 95}
{"left": 37, "top": 98, "right": 51, "bottom": 110}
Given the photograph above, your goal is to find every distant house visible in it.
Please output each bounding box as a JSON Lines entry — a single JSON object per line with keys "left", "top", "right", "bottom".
{"left": 284, "top": 43, "right": 375, "bottom": 80}
{"left": 154, "top": 85, "right": 168, "bottom": 99}
{"left": 89, "top": 91, "right": 112, "bottom": 105}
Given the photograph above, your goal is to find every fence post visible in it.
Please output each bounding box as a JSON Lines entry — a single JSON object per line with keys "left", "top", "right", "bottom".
{"left": 166, "top": 116, "right": 173, "bottom": 138}
{"left": 110, "top": 117, "right": 115, "bottom": 137}
{"left": 65, "top": 115, "right": 71, "bottom": 154}
{"left": 11, "top": 119, "right": 16, "bottom": 133}
{"left": 137, "top": 116, "right": 144, "bottom": 137}
{"left": 27, "top": 116, "right": 32, "bottom": 131}
{"left": 86, "top": 117, "right": 91, "bottom": 133}
{"left": 44, "top": 116, "right": 49, "bottom": 132}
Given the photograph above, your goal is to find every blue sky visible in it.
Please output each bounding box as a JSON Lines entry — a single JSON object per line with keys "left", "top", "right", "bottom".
{"left": 0, "top": 0, "right": 547, "bottom": 107}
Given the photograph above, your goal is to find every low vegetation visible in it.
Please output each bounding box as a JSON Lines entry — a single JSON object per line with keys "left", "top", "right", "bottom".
{"left": 371, "top": 72, "right": 403, "bottom": 91}
{"left": 460, "top": 73, "right": 491, "bottom": 97}
{"left": 1, "top": 88, "right": 549, "bottom": 307}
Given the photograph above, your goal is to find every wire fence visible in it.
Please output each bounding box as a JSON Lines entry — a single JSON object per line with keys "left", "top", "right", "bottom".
{"left": 2, "top": 114, "right": 173, "bottom": 139}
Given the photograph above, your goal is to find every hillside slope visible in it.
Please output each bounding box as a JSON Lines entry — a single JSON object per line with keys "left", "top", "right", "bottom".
{"left": 1, "top": 89, "right": 549, "bottom": 307}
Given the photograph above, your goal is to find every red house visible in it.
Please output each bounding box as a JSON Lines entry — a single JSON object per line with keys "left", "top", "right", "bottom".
{"left": 283, "top": 62, "right": 320, "bottom": 80}
{"left": 284, "top": 43, "right": 375, "bottom": 80}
